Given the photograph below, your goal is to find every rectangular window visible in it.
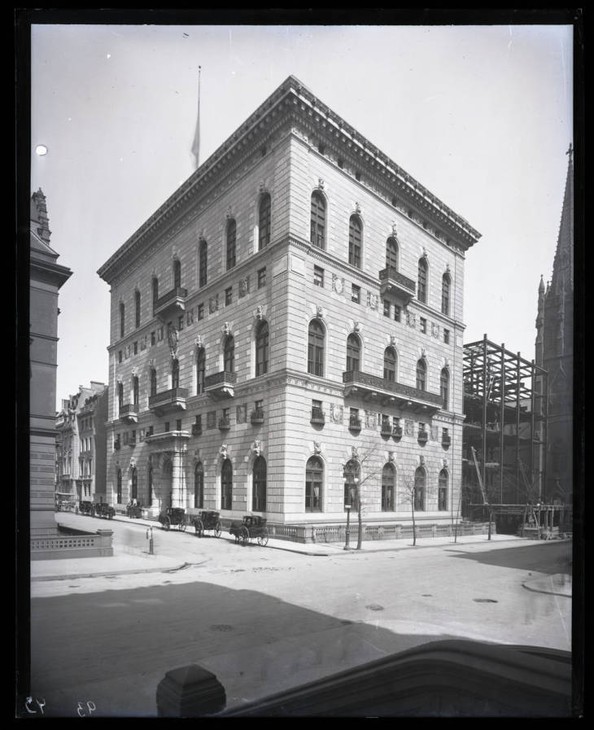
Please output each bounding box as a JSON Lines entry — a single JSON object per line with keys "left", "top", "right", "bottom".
{"left": 351, "top": 284, "right": 361, "bottom": 304}
{"left": 178, "top": 315, "right": 184, "bottom": 330}
{"left": 151, "top": 331, "right": 156, "bottom": 346}
{"left": 118, "top": 351, "right": 122, "bottom": 363}
{"left": 133, "top": 341, "right": 138, "bottom": 355}
{"left": 207, "top": 411, "right": 216, "bottom": 429}
{"left": 443, "top": 328, "right": 450, "bottom": 344}
{"left": 197, "top": 304, "right": 204, "bottom": 321}
{"left": 393, "top": 304, "right": 401, "bottom": 322}
{"left": 383, "top": 300, "right": 391, "bottom": 317}
{"left": 225, "top": 287, "right": 233, "bottom": 305}
{"left": 176, "top": 419, "right": 182, "bottom": 431}
{"left": 258, "top": 267, "right": 267, "bottom": 289}
{"left": 313, "top": 265, "right": 324, "bottom": 287}
{"left": 420, "top": 317, "right": 427, "bottom": 334}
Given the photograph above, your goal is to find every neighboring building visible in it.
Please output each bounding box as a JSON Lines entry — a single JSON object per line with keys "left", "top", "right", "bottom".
{"left": 97, "top": 76, "right": 481, "bottom": 541}
{"left": 535, "top": 149, "right": 574, "bottom": 507}
{"left": 55, "top": 382, "right": 108, "bottom": 503}
{"left": 30, "top": 189, "right": 72, "bottom": 552}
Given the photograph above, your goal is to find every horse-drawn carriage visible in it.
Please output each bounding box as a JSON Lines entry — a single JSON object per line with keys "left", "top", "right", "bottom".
{"left": 158, "top": 507, "right": 190, "bottom": 531}
{"left": 192, "top": 510, "right": 222, "bottom": 538}
{"left": 229, "top": 515, "right": 269, "bottom": 546}
{"left": 79, "top": 500, "right": 94, "bottom": 516}
{"left": 93, "top": 502, "right": 115, "bottom": 520}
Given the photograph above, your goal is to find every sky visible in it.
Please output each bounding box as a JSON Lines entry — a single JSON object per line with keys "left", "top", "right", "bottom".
{"left": 27, "top": 21, "right": 574, "bottom": 411}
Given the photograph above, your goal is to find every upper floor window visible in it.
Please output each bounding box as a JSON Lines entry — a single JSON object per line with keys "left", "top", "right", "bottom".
{"left": 310, "top": 190, "right": 326, "bottom": 249}
{"left": 348, "top": 215, "right": 362, "bottom": 268}
{"left": 171, "top": 358, "right": 180, "bottom": 390}
{"left": 314, "top": 265, "right": 324, "bottom": 287}
{"left": 438, "top": 469, "right": 448, "bottom": 511}
{"left": 199, "top": 239, "right": 208, "bottom": 288}
{"left": 418, "top": 257, "right": 428, "bottom": 304}
{"left": 117, "top": 382, "right": 124, "bottom": 410}
{"left": 223, "top": 335, "right": 235, "bottom": 373}
{"left": 440, "top": 368, "right": 450, "bottom": 410}
{"left": 256, "top": 320, "right": 269, "bottom": 377}
{"left": 135, "top": 290, "right": 141, "bottom": 329}
{"left": 258, "top": 267, "right": 267, "bottom": 289}
{"left": 150, "top": 367, "right": 157, "bottom": 396}
{"left": 305, "top": 456, "right": 323, "bottom": 512}
{"left": 441, "top": 272, "right": 451, "bottom": 315}
{"left": 346, "top": 333, "right": 361, "bottom": 373}
{"left": 416, "top": 358, "right": 427, "bottom": 391}
{"left": 173, "top": 258, "right": 181, "bottom": 289}
{"left": 384, "top": 346, "right": 397, "bottom": 381}
{"left": 386, "top": 236, "right": 399, "bottom": 270}
{"left": 414, "top": 467, "right": 426, "bottom": 511}
{"left": 152, "top": 277, "right": 159, "bottom": 315}
{"left": 196, "top": 347, "right": 205, "bottom": 394}
{"left": 382, "top": 463, "right": 396, "bottom": 511}
{"left": 226, "top": 218, "right": 237, "bottom": 271}
{"left": 132, "top": 375, "right": 139, "bottom": 406}
{"left": 258, "top": 192, "right": 271, "bottom": 250}
{"left": 119, "top": 302, "right": 125, "bottom": 338}
{"left": 307, "top": 319, "right": 324, "bottom": 377}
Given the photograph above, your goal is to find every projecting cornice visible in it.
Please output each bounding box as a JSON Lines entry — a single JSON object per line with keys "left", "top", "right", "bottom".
{"left": 98, "top": 75, "right": 480, "bottom": 283}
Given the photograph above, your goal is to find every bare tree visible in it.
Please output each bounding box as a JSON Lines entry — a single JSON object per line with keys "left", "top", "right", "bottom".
{"left": 342, "top": 444, "right": 383, "bottom": 550}
{"left": 399, "top": 477, "right": 418, "bottom": 546}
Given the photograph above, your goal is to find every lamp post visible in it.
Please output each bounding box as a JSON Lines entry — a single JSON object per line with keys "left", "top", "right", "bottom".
{"left": 344, "top": 503, "right": 352, "bottom": 550}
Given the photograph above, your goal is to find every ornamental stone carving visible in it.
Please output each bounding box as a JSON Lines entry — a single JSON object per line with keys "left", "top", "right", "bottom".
{"left": 351, "top": 446, "right": 359, "bottom": 460}
{"left": 331, "top": 404, "right": 344, "bottom": 423}
{"left": 443, "top": 458, "right": 449, "bottom": 468}
{"left": 332, "top": 274, "right": 344, "bottom": 295}
{"left": 219, "top": 444, "right": 228, "bottom": 460}
{"left": 209, "top": 295, "right": 219, "bottom": 314}
{"left": 313, "top": 441, "right": 322, "bottom": 455}
{"left": 167, "top": 324, "right": 179, "bottom": 357}
{"left": 388, "top": 450, "right": 395, "bottom": 462}
{"left": 316, "top": 305, "right": 325, "bottom": 319}
{"left": 419, "top": 455, "right": 425, "bottom": 466}
{"left": 317, "top": 178, "right": 325, "bottom": 190}
{"left": 239, "top": 277, "right": 250, "bottom": 298}
{"left": 404, "top": 419, "right": 415, "bottom": 436}
{"left": 432, "top": 323, "right": 440, "bottom": 338}
{"left": 367, "top": 292, "right": 378, "bottom": 310}
{"left": 255, "top": 305, "right": 264, "bottom": 320}
{"left": 252, "top": 440, "right": 262, "bottom": 457}
{"left": 222, "top": 322, "right": 231, "bottom": 336}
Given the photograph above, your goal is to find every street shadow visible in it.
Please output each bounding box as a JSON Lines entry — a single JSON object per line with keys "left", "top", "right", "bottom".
{"left": 28, "top": 579, "right": 572, "bottom": 719}
{"left": 444, "top": 541, "right": 572, "bottom": 575}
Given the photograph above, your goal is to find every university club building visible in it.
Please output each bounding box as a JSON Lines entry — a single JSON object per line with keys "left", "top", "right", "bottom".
{"left": 97, "top": 76, "right": 481, "bottom": 542}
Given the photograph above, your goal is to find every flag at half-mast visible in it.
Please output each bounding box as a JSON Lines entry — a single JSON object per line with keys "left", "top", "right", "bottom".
{"left": 191, "top": 67, "right": 201, "bottom": 169}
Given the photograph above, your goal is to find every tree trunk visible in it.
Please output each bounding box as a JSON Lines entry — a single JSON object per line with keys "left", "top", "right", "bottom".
{"left": 411, "top": 499, "right": 417, "bottom": 546}
{"left": 356, "top": 492, "right": 363, "bottom": 550}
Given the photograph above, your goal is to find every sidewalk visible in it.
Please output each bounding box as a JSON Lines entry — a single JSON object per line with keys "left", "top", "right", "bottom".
{"left": 30, "top": 526, "right": 572, "bottom": 597}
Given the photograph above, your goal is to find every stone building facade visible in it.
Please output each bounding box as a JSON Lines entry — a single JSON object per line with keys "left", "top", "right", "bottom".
{"left": 97, "top": 76, "right": 481, "bottom": 535}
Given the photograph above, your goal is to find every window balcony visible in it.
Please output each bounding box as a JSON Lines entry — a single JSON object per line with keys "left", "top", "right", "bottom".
{"left": 218, "top": 416, "right": 231, "bottom": 432}
{"left": 442, "top": 433, "right": 451, "bottom": 449}
{"left": 128, "top": 436, "right": 136, "bottom": 447}
{"left": 204, "top": 370, "right": 236, "bottom": 399}
{"left": 148, "top": 387, "right": 188, "bottom": 416}
{"left": 119, "top": 403, "right": 138, "bottom": 424}
{"left": 250, "top": 408, "right": 264, "bottom": 425}
{"left": 192, "top": 423, "right": 202, "bottom": 437}
{"left": 113, "top": 436, "right": 121, "bottom": 450}
{"left": 392, "top": 425, "right": 403, "bottom": 441}
{"left": 349, "top": 415, "right": 362, "bottom": 433}
{"left": 343, "top": 371, "right": 443, "bottom": 414}
{"left": 418, "top": 430, "right": 428, "bottom": 446}
{"left": 310, "top": 408, "right": 325, "bottom": 426}
{"left": 379, "top": 266, "right": 416, "bottom": 305}
{"left": 153, "top": 286, "right": 188, "bottom": 321}
{"left": 381, "top": 422, "right": 392, "bottom": 436}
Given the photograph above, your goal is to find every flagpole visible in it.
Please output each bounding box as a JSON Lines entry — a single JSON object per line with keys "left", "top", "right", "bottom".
{"left": 192, "top": 66, "right": 201, "bottom": 169}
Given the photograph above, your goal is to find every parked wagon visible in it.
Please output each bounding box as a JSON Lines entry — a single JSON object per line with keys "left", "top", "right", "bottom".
{"left": 158, "top": 507, "right": 189, "bottom": 531}
{"left": 229, "top": 515, "right": 269, "bottom": 546}
{"left": 79, "top": 500, "right": 94, "bottom": 516}
{"left": 126, "top": 503, "right": 143, "bottom": 519}
{"left": 93, "top": 503, "right": 115, "bottom": 520}
{"left": 192, "top": 510, "right": 222, "bottom": 538}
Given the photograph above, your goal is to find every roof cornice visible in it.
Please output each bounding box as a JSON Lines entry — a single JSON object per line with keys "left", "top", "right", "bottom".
{"left": 98, "top": 75, "right": 480, "bottom": 283}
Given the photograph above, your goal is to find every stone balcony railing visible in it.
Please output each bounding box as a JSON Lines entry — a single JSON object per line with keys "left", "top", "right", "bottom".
{"left": 153, "top": 286, "right": 188, "bottom": 320}
{"left": 149, "top": 387, "right": 188, "bottom": 415}
{"left": 343, "top": 370, "right": 443, "bottom": 413}
{"left": 119, "top": 402, "right": 138, "bottom": 423}
{"left": 379, "top": 266, "right": 416, "bottom": 304}
{"left": 204, "top": 371, "right": 237, "bottom": 399}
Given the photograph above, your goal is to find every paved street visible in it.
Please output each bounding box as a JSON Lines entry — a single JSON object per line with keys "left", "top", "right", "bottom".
{"left": 27, "top": 513, "right": 573, "bottom": 718}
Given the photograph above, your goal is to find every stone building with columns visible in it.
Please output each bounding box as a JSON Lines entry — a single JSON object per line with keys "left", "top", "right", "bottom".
{"left": 97, "top": 76, "right": 481, "bottom": 540}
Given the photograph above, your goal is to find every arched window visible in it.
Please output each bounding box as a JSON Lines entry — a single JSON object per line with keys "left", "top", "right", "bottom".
{"left": 307, "top": 319, "right": 324, "bottom": 376}
{"left": 173, "top": 258, "right": 181, "bottom": 289}
{"left": 441, "top": 272, "right": 451, "bottom": 315}
{"left": 348, "top": 215, "right": 362, "bottom": 268}
{"left": 150, "top": 368, "right": 157, "bottom": 397}
{"left": 310, "top": 191, "right": 326, "bottom": 249}
{"left": 135, "top": 290, "right": 141, "bottom": 328}
{"left": 382, "top": 463, "right": 396, "bottom": 511}
{"left": 438, "top": 469, "right": 448, "bottom": 511}
{"left": 226, "top": 218, "right": 237, "bottom": 270}
{"left": 223, "top": 335, "right": 235, "bottom": 373}
{"left": 418, "top": 257, "right": 428, "bottom": 303}
{"left": 194, "top": 462, "right": 204, "bottom": 509}
{"left": 440, "top": 368, "right": 450, "bottom": 410}
{"left": 171, "top": 358, "right": 180, "bottom": 389}
{"left": 344, "top": 459, "right": 360, "bottom": 510}
{"left": 132, "top": 375, "right": 139, "bottom": 406}
{"left": 305, "top": 456, "right": 323, "bottom": 512}
{"left": 131, "top": 466, "right": 138, "bottom": 501}
{"left": 386, "top": 236, "right": 399, "bottom": 270}
{"left": 119, "top": 302, "right": 125, "bottom": 338}
{"left": 196, "top": 347, "right": 205, "bottom": 395}
{"left": 199, "top": 239, "right": 208, "bottom": 287}
{"left": 416, "top": 359, "right": 427, "bottom": 391}
{"left": 414, "top": 467, "right": 426, "bottom": 511}
{"left": 221, "top": 458, "right": 233, "bottom": 510}
{"left": 253, "top": 456, "right": 267, "bottom": 511}
{"left": 346, "top": 333, "right": 361, "bottom": 373}
{"left": 258, "top": 192, "right": 271, "bottom": 250}
{"left": 256, "top": 321, "right": 269, "bottom": 376}
{"left": 152, "top": 277, "right": 159, "bottom": 315}
{"left": 116, "top": 468, "right": 122, "bottom": 504}
{"left": 384, "top": 346, "right": 397, "bottom": 381}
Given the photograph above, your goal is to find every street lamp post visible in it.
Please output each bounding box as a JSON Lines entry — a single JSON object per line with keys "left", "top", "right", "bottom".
{"left": 344, "top": 504, "right": 352, "bottom": 550}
